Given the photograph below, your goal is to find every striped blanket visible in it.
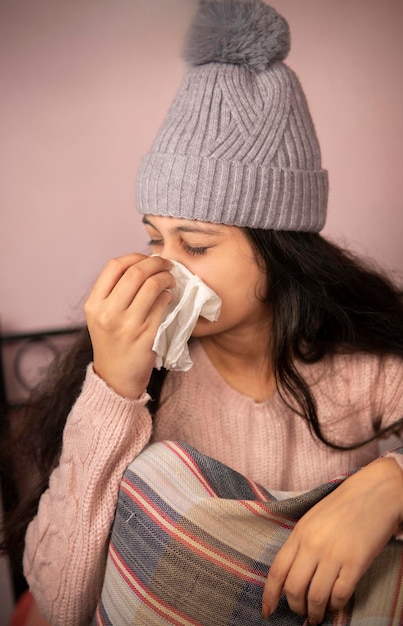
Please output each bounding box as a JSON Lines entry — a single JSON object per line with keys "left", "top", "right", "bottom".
{"left": 93, "top": 441, "right": 403, "bottom": 625}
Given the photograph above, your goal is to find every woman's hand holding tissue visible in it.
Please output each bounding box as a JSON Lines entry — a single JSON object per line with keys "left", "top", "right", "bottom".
{"left": 84, "top": 253, "right": 175, "bottom": 399}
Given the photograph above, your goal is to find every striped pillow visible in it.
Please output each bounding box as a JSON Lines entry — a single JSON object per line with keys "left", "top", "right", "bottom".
{"left": 93, "top": 441, "right": 403, "bottom": 625}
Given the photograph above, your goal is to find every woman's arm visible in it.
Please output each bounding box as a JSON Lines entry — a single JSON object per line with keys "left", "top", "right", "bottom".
{"left": 263, "top": 354, "right": 403, "bottom": 625}
{"left": 262, "top": 453, "right": 403, "bottom": 625}
{"left": 24, "top": 253, "right": 175, "bottom": 625}
{"left": 24, "top": 365, "right": 153, "bottom": 626}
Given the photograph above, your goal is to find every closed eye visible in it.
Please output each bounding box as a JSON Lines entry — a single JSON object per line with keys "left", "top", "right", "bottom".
{"left": 183, "top": 243, "right": 208, "bottom": 256}
{"left": 147, "top": 238, "right": 163, "bottom": 247}
{"left": 148, "top": 239, "right": 209, "bottom": 255}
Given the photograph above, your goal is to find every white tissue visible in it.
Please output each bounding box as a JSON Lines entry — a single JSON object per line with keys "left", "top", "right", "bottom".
{"left": 152, "top": 260, "right": 221, "bottom": 371}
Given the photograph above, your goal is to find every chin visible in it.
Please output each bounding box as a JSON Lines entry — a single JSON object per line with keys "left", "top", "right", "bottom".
{"left": 191, "top": 317, "right": 221, "bottom": 338}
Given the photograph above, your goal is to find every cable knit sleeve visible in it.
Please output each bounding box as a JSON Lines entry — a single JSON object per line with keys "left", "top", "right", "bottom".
{"left": 375, "top": 355, "right": 403, "bottom": 432}
{"left": 23, "top": 364, "right": 153, "bottom": 626}
{"left": 374, "top": 356, "right": 403, "bottom": 539}
{"left": 375, "top": 355, "right": 403, "bottom": 461}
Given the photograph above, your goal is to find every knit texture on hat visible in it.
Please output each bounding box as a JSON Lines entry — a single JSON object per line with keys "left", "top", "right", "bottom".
{"left": 137, "top": 0, "right": 328, "bottom": 231}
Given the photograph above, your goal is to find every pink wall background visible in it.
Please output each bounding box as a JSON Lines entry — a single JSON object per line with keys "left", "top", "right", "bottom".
{"left": 1, "top": 0, "right": 402, "bottom": 334}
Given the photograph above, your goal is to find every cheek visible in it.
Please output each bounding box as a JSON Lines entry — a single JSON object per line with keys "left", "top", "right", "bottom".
{"left": 189, "top": 247, "right": 266, "bottom": 308}
{"left": 200, "top": 272, "right": 239, "bottom": 306}
{"left": 211, "top": 267, "right": 265, "bottom": 312}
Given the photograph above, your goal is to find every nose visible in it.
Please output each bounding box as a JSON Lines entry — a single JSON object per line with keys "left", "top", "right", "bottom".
{"left": 157, "top": 242, "right": 183, "bottom": 266}
{"left": 157, "top": 245, "right": 173, "bottom": 261}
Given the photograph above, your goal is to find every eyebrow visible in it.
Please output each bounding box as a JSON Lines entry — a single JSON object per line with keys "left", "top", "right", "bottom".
{"left": 142, "top": 216, "right": 225, "bottom": 236}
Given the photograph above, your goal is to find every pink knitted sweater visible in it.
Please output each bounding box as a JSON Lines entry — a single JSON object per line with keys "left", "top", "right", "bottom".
{"left": 24, "top": 341, "right": 403, "bottom": 625}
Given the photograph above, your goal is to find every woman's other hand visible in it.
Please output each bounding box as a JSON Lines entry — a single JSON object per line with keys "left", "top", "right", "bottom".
{"left": 262, "top": 457, "right": 403, "bottom": 625}
{"left": 85, "top": 253, "right": 174, "bottom": 399}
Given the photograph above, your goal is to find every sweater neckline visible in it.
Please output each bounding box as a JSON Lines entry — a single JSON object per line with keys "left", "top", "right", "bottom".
{"left": 190, "top": 339, "right": 281, "bottom": 409}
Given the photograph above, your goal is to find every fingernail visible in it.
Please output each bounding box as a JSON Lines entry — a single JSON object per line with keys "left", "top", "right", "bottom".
{"left": 261, "top": 602, "right": 271, "bottom": 620}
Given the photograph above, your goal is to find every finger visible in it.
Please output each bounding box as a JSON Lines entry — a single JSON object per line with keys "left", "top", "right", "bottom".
{"left": 328, "top": 566, "right": 356, "bottom": 612}
{"left": 281, "top": 553, "right": 319, "bottom": 616}
{"left": 141, "top": 287, "right": 173, "bottom": 336}
{"left": 88, "top": 253, "right": 149, "bottom": 301}
{"left": 262, "top": 540, "right": 298, "bottom": 618}
{"left": 305, "top": 562, "right": 341, "bottom": 625}
{"left": 89, "top": 254, "right": 173, "bottom": 303}
{"left": 110, "top": 261, "right": 175, "bottom": 313}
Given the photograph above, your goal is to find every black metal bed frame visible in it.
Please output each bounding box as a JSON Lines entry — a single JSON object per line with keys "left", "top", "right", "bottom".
{"left": 0, "top": 325, "right": 82, "bottom": 599}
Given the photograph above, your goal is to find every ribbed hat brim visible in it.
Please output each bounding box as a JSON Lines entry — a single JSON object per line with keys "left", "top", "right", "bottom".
{"left": 137, "top": 152, "right": 328, "bottom": 231}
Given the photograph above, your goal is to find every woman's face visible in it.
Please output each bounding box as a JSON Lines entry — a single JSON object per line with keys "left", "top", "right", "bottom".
{"left": 142, "top": 215, "right": 269, "bottom": 338}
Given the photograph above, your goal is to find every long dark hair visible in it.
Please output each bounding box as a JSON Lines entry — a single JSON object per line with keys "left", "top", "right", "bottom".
{"left": 245, "top": 229, "right": 403, "bottom": 449}
{"left": 1, "top": 229, "right": 402, "bottom": 557}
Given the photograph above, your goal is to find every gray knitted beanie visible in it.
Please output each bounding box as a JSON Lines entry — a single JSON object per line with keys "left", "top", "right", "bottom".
{"left": 136, "top": 0, "right": 328, "bottom": 231}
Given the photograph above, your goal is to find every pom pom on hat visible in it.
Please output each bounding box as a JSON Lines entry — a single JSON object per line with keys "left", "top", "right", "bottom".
{"left": 183, "top": 0, "right": 290, "bottom": 72}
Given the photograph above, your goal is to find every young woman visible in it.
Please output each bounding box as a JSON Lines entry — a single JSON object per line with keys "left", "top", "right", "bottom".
{"left": 2, "top": 1, "right": 402, "bottom": 625}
